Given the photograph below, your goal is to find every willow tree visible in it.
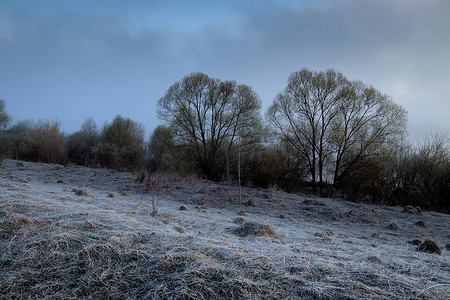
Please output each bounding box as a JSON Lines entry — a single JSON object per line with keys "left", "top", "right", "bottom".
{"left": 157, "top": 72, "right": 261, "bottom": 180}
{"left": 330, "top": 81, "right": 407, "bottom": 188}
{"left": 266, "top": 69, "right": 347, "bottom": 194}
{"left": 267, "top": 68, "right": 407, "bottom": 194}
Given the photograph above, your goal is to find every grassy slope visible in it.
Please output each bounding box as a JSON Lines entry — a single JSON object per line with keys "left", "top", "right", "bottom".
{"left": 1, "top": 159, "right": 449, "bottom": 299}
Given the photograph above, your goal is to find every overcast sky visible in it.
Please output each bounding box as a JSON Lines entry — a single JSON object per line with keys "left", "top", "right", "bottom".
{"left": 1, "top": 0, "right": 449, "bottom": 141}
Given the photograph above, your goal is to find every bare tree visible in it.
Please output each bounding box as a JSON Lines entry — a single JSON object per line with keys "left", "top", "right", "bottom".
{"left": 81, "top": 117, "right": 98, "bottom": 137}
{"left": 267, "top": 68, "right": 407, "bottom": 195}
{"left": 266, "top": 69, "right": 347, "bottom": 194}
{"left": 157, "top": 72, "right": 261, "bottom": 180}
{"left": 34, "top": 120, "right": 65, "bottom": 163}
{"left": 330, "top": 81, "right": 407, "bottom": 188}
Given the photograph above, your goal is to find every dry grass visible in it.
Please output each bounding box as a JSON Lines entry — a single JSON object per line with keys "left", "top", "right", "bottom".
{"left": 173, "top": 226, "right": 187, "bottom": 233}
{"left": 1, "top": 159, "right": 449, "bottom": 299}
{"left": 245, "top": 199, "right": 257, "bottom": 207}
{"left": 224, "top": 193, "right": 235, "bottom": 202}
{"left": 234, "top": 217, "right": 246, "bottom": 224}
{"left": 416, "top": 239, "right": 442, "bottom": 255}
{"left": 415, "top": 220, "right": 427, "bottom": 228}
{"left": 314, "top": 229, "right": 334, "bottom": 240}
{"left": 387, "top": 222, "right": 401, "bottom": 230}
{"left": 233, "top": 221, "right": 276, "bottom": 237}
{"left": 151, "top": 211, "right": 173, "bottom": 218}
{"left": 402, "top": 205, "right": 421, "bottom": 215}
{"left": 110, "top": 232, "right": 143, "bottom": 247}
{"left": 0, "top": 214, "right": 286, "bottom": 299}
{"left": 72, "top": 188, "right": 93, "bottom": 197}
{"left": 268, "top": 195, "right": 280, "bottom": 202}
{"left": 0, "top": 215, "right": 39, "bottom": 239}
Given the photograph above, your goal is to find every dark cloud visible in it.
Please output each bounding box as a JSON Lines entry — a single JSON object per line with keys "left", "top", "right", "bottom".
{"left": 0, "top": 0, "right": 449, "bottom": 138}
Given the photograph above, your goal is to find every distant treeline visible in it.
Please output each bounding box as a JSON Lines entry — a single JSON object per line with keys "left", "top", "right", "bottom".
{"left": 1, "top": 69, "right": 449, "bottom": 213}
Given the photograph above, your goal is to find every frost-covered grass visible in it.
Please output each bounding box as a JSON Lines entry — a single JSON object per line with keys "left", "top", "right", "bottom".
{"left": 0, "top": 159, "right": 449, "bottom": 299}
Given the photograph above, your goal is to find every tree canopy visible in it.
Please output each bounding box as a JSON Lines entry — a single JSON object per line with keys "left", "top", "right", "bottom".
{"left": 157, "top": 72, "right": 262, "bottom": 180}
{"left": 267, "top": 68, "right": 407, "bottom": 194}
{"left": 0, "top": 99, "right": 11, "bottom": 131}
{"left": 96, "top": 115, "right": 145, "bottom": 170}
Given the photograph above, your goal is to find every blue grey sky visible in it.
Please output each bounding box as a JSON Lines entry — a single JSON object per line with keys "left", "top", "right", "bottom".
{"left": 1, "top": 0, "right": 449, "bottom": 140}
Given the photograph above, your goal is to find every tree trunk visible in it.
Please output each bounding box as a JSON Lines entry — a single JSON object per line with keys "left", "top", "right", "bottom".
{"left": 226, "top": 147, "right": 230, "bottom": 186}
{"left": 311, "top": 166, "right": 317, "bottom": 194}
{"left": 333, "top": 159, "right": 340, "bottom": 188}
{"left": 311, "top": 138, "right": 317, "bottom": 194}
{"left": 238, "top": 127, "right": 242, "bottom": 203}
{"left": 319, "top": 166, "right": 323, "bottom": 196}
{"left": 318, "top": 145, "right": 324, "bottom": 196}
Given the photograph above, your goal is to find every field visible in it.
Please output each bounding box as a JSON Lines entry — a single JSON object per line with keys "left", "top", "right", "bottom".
{"left": 1, "top": 159, "right": 449, "bottom": 299}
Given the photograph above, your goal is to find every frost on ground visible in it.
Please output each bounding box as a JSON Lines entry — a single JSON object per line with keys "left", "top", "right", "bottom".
{"left": 0, "top": 159, "right": 449, "bottom": 299}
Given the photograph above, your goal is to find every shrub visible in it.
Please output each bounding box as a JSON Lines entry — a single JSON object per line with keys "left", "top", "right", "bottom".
{"left": 0, "top": 132, "right": 10, "bottom": 164}
{"left": 33, "top": 120, "right": 65, "bottom": 164}
{"left": 254, "top": 142, "right": 308, "bottom": 191}
{"left": 6, "top": 120, "right": 39, "bottom": 161}
{"left": 0, "top": 99, "right": 11, "bottom": 163}
{"left": 66, "top": 131, "right": 97, "bottom": 165}
{"left": 66, "top": 118, "right": 99, "bottom": 165}
{"left": 95, "top": 115, "right": 145, "bottom": 170}
{"left": 148, "top": 125, "right": 176, "bottom": 172}
{"left": 340, "top": 133, "right": 450, "bottom": 213}
{"left": 0, "top": 99, "right": 11, "bottom": 131}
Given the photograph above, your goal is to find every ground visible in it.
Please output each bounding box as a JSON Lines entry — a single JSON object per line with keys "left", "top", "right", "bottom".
{"left": 0, "top": 159, "right": 449, "bottom": 299}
